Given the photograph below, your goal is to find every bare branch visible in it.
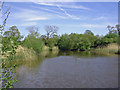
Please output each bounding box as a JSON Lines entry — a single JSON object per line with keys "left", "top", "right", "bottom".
{"left": 45, "top": 25, "right": 59, "bottom": 39}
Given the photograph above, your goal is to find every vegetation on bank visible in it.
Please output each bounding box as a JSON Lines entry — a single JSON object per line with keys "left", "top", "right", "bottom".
{"left": 90, "top": 43, "right": 118, "bottom": 55}
{"left": 2, "top": 24, "right": 119, "bottom": 60}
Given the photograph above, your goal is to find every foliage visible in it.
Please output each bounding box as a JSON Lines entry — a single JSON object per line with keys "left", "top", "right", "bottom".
{"left": 2, "top": 26, "right": 23, "bottom": 53}
{"left": 57, "top": 32, "right": 118, "bottom": 51}
{"left": 58, "top": 34, "right": 73, "bottom": 50}
{"left": 94, "top": 38, "right": 102, "bottom": 47}
{"left": 58, "top": 33, "right": 95, "bottom": 51}
{"left": 23, "top": 36, "right": 44, "bottom": 53}
{"left": 104, "top": 33, "right": 118, "bottom": 43}
{"left": 0, "top": 2, "right": 18, "bottom": 89}
{"left": 1, "top": 64, "right": 18, "bottom": 89}
{"left": 46, "top": 37, "right": 59, "bottom": 51}
{"left": 100, "top": 33, "right": 118, "bottom": 46}
{"left": 23, "top": 29, "right": 44, "bottom": 53}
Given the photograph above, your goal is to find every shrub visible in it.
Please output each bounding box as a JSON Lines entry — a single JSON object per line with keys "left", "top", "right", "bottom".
{"left": 23, "top": 36, "right": 44, "bottom": 53}
{"left": 46, "top": 37, "right": 58, "bottom": 51}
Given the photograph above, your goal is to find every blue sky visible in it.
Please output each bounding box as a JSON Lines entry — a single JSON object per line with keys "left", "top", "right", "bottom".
{"left": 4, "top": 2, "right": 118, "bottom": 37}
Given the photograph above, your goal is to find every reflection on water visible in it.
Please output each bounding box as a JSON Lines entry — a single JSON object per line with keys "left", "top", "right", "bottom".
{"left": 12, "top": 51, "right": 118, "bottom": 88}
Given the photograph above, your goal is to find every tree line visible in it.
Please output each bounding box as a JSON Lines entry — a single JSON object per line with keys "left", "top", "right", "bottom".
{"left": 2, "top": 24, "right": 119, "bottom": 54}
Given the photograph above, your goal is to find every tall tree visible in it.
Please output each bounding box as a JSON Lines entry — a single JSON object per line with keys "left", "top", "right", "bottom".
{"left": 45, "top": 25, "right": 59, "bottom": 39}
{"left": 107, "top": 25, "right": 118, "bottom": 34}
{"left": 26, "top": 26, "right": 40, "bottom": 38}
{"left": 4, "top": 26, "right": 22, "bottom": 41}
{"left": 115, "top": 24, "right": 120, "bottom": 36}
{"left": 84, "top": 30, "right": 94, "bottom": 35}
{"left": 2, "top": 26, "right": 23, "bottom": 52}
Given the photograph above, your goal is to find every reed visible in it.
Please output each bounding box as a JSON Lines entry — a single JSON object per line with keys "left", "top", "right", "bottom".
{"left": 14, "top": 45, "right": 38, "bottom": 61}
{"left": 91, "top": 43, "right": 118, "bottom": 54}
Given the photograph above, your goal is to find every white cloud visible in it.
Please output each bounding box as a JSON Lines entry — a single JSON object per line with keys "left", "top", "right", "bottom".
{"left": 32, "top": 6, "right": 64, "bottom": 15}
{"left": 7, "top": 22, "right": 37, "bottom": 27}
{"left": 5, "top": 0, "right": 120, "bottom": 2}
{"left": 26, "top": 17, "right": 48, "bottom": 21}
{"left": 35, "top": 2, "right": 92, "bottom": 11}
{"left": 34, "top": 2, "right": 58, "bottom": 6}
{"left": 80, "top": 24, "right": 106, "bottom": 28}
{"left": 57, "top": 5, "right": 80, "bottom": 20}
{"left": 21, "top": 22, "right": 37, "bottom": 26}
{"left": 80, "top": 23, "right": 117, "bottom": 28}
{"left": 32, "top": 2, "right": 93, "bottom": 20}
{"left": 5, "top": 1, "right": 92, "bottom": 21}
{"left": 29, "top": 3, "right": 86, "bottom": 20}
{"left": 93, "top": 16, "right": 107, "bottom": 20}
{"left": 9, "top": 5, "right": 73, "bottom": 21}
{"left": 9, "top": 7, "right": 50, "bottom": 21}
{"left": 68, "top": 5, "right": 91, "bottom": 10}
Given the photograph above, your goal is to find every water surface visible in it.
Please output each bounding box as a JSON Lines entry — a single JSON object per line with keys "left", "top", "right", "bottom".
{"left": 14, "top": 51, "right": 118, "bottom": 88}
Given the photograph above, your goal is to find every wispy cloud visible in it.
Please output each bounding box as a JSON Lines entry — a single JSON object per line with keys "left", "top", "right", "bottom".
{"left": 34, "top": 2, "right": 57, "bottom": 6}
{"left": 7, "top": 2, "right": 91, "bottom": 21}
{"left": 32, "top": 2, "right": 92, "bottom": 20}
{"left": 32, "top": 3, "right": 85, "bottom": 20}
{"left": 35, "top": 2, "right": 92, "bottom": 11}
{"left": 21, "top": 22, "right": 37, "bottom": 26}
{"left": 9, "top": 7, "right": 50, "bottom": 21}
{"left": 32, "top": 6, "right": 63, "bottom": 15}
{"left": 81, "top": 24, "right": 105, "bottom": 28}
{"left": 26, "top": 17, "right": 48, "bottom": 21}
{"left": 57, "top": 5, "right": 80, "bottom": 20}
{"left": 7, "top": 22, "right": 37, "bottom": 27}
{"left": 5, "top": 0, "right": 120, "bottom": 2}
{"left": 93, "top": 16, "right": 107, "bottom": 20}
{"left": 80, "top": 23, "right": 117, "bottom": 28}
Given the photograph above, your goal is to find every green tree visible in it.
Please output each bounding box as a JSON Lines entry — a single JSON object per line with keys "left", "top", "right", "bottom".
{"left": 24, "top": 36, "right": 44, "bottom": 53}
{"left": 23, "top": 28, "right": 44, "bottom": 53}
{"left": 84, "top": 30, "right": 94, "bottom": 35}
{"left": 58, "top": 33, "right": 92, "bottom": 51}
{"left": 2, "top": 26, "right": 23, "bottom": 53}
{"left": 58, "top": 34, "right": 73, "bottom": 50}
{"left": 46, "top": 37, "right": 58, "bottom": 51}
{"left": 94, "top": 38, "right": 102, "bottom": 47}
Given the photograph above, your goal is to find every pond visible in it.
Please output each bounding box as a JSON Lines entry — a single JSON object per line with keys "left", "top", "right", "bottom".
{"left": 13, "top": 51, "right": 118, "bottom": 88}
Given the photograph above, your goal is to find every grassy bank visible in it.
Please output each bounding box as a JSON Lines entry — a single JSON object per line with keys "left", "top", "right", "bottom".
{"left": 13, "top": 45, "right": 38, "bottom": 61}
{"left": 3, "top": 43, "right": 118, "bottom": 62}
{"left": 12, "top": 45, "right": 59, "bottom": 61}
{"left": 91, "top": 43, "right": 118, "bottom": 54}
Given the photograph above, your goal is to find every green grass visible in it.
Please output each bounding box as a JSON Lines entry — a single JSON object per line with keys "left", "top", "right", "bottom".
{"left": 91, "top": 43, "right": 118, "bottom": 55}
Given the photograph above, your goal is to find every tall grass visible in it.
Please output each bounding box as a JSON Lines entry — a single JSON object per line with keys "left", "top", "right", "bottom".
{"left": 13, "top": 45, "right": 59, "bottom": 61}
{"left": 91, "top": 43, "right": 118, "bottom": 55}
{"left": 14, "top": 45, "right": 38, "bottom": 61}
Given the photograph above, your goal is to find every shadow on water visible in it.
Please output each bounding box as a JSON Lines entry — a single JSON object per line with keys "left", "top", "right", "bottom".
{"left": 58, "top": 50, "right": 117, "bottom": 58}
{"left": 7, "top": 50, "right": 117, "bottom": 69}
{"left": 5, "top": 50, "right": 118, "bottom": 88}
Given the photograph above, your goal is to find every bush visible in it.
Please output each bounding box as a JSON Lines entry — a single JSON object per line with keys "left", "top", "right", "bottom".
{"left": 104, "top": 33, "right": 118, "bottom": 43}
{"left": 23, "top": 36, "right": 44, "bottom": 53}
{"left": 58, "top": 33, "right": 92, "bottom": 51}
{"left": 94, "top": 38, "right": 102, "bottom": 47}
{"left": 58, "top": 34, "right": 74, "bottom": 50}
{"left": 46, "top": 37, "right": 58, "bottom": 51}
